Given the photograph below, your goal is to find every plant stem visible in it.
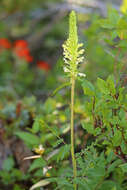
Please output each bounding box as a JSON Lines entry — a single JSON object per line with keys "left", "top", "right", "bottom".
{"left": 71, "top": 75, "right": 77, "bottom": 190}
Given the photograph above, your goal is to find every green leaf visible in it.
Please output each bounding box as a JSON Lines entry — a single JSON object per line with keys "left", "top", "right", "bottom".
{"left": 53, "top": 138, "right": 64, "bottom": 148}
{"left": 3, "top": 157, "right": 14, "bottom": 171}
{"left": 56, "top": 177, "right": 73, "bottom": 188}
{"left": 118, "top": 40, "right": 127, "bottom": 48}
{"left": 99, "top": 8, "right": 120, "bottom": 29}
{"left": 33, "top": 169, "right": 43, "bottom": 177}
{"left": 106, "top": 75, "right": 116, "bottom": 95}
{"left": 99, "top": 19, "right": 115, "bottom": 29}
{"left": 117, "top": 18, "right": 127, "bottom": 39}
{"left": 32, "top": 118, "right": 40, "bottom": 133}
{"left": 121, "top": 140, "right": 127, "bottom": 154}
{"left": 94, "top": 127, "right": 101, "bottom": 136}
{"left": 107, "top": 159, "right": 122, "bottom": 174}
{"left": 82, "top": 80, "right": 95, "bottom": 96}
{"left": 43, "top": 98, "right": 56, "bottom": 114}
{"left": 82, "top": 122, "right": 94, "bottom": 135}
{"left": 107, "top": 8, "right": 120, "bottom": 26}
{"left": 97, "top": 78, "right": 109, "bottom": 94}
{"left": 119, "top": 163, "right": 127, "bottom": 173}
{"left": 15, "top": 131, "right": 40, "bottom": 145}
{"left": 56, "top": 144, "right": 70, "bottom": 162}
{"left": 99, "top": 180, "right": 121, "bottom": 190}
{"left": 112, "top": 130, "right": 122, "bottom": 147}
{"left": 29, "top": 158, "right": 46, "bottom": 172}
{"left": 14, "top": 184, "right": 24, "bottom": 190}
{"left": 106, "top": 150, "right": 115, "bottom": 163}
{"left": 75, "top": 178, "right": 91, "bottom": 190}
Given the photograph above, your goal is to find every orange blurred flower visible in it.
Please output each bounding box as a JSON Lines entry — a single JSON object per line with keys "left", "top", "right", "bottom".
{"left": 37, "top": 61, "right": 51, "bottom": 71}
{"left": 25, "top": 54, "right": 33, "bottom": 62}
{"left": 14, "top": 40, "right": 28, "bottom": 48}
{"left": 15, "top": 48, "right": 29, "bottom": 57}
{"left": 0, "top": 38, "right": 11, "bottom": 49}
{"left": 13, "top": 40, "right": 33, "bottom": 62}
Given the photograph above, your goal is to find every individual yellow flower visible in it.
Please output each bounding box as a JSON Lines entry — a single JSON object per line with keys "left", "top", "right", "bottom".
{"left": 43, "top": 166, "right": 52, "bottom": 177}
{"left": 120, "top": 0, "right": 127, "bottom": 13}
{"left": 45, "top": 172, "right": 50, "bottom": 177}
{"left": 34, "top": 144, "right": 45, "bottom": 155}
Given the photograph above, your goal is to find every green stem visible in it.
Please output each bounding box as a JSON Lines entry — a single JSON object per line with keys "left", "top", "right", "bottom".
{"left": 71, "top": 75, "right": 77, "bottom": 190}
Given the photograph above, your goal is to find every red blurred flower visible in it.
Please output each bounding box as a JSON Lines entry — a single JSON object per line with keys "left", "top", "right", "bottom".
{"left": 13, "top": 40, "right": 33, "bottom": 62}
{"left": 0, "top": 38, "right": 11, "bottom": 49}
{"left": 15, "top": 48, "right": 30, "bottom": 57}
{"left": 25, "top": 55, "right": 33, "bottom": 62}
{"left": 14, "top": 40, "right": 28, "bottom": 48}
{"left": 37, "top": 61, "right": 51, "bottom": 71}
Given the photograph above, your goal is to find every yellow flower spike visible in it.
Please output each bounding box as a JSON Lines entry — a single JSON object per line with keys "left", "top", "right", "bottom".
{"left": 120, "top": 0, "right": 127, "bottom": 14}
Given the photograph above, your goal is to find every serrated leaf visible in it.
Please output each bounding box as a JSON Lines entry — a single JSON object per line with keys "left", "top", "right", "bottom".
{"left": 119, "top": 163, "right": 127, "bottom": 173}
{"left": 82, "top": 122, "right": 94, "bottom": 134}
{"left": 56, "top": 144, "right": 70, "bottom": 162}
{"left": 107, "top": 159, "right": 122, "bottom": 174}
